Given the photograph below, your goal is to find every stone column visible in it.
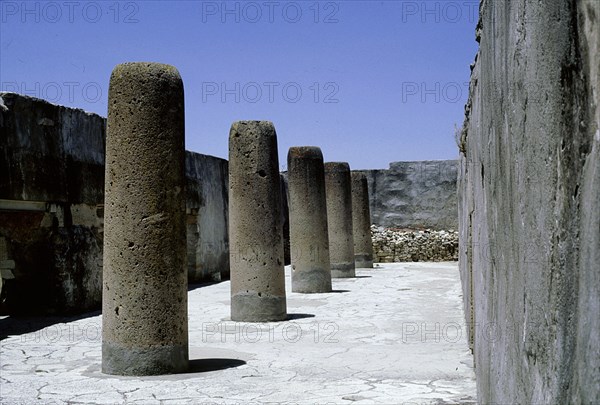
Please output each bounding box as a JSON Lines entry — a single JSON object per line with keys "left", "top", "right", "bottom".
{"left": 229, "top": 121, "right": 287, "bottom": 322}
{"left": 102, "top": 62, "right": 188, "bottom": 376}
{"left": 351, "top": 172, "right": 374, "bottom": 268}
{"left": 324, "top": 162, "right": 355, "bottom": 278}
{"left": 287, "top": 147, "right": 332, "bottom": 293}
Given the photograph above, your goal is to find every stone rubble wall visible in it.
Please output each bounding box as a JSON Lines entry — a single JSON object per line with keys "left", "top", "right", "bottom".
{"left": 458, "top": 0, "right": 599, "bottom": 403}
{"left": 371, "top": 226, "right": 458, "bottom": 263}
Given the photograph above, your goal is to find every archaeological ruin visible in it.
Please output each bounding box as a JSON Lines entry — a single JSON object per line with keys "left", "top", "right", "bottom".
{"left": 102, "top": 62, "right": 189, "bottom": 375}
{"left": 0, "top": 0, "right": 598, "bottom": 401}
{"left": 323, "top": 162, "right": 356, "bottom": 279}
{"left": 350, "top": 172, "right": 374, "bottom": 268}
{"left": 0, "top": 92, "right": 229, "bottom": 315}
{"left": 287, "top": 146, "right": 332, "bottom": 293}
{"left": 228, "top": 121, "right": 287, "bottom": 322}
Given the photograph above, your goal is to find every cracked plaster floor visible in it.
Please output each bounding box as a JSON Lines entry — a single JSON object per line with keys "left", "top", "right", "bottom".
{"left": 0, "top": 262, "right": 476, "bottom": 404}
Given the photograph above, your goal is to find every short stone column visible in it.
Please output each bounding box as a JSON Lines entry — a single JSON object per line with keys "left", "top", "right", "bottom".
{"left": 102, "top": 63, "right": 188, "bottom": 375}
{"left": 351, "top": 172, "right": 374, "bottom": 268}
{"left": 324, "top": 162, "right": 355, "bottom": 278}
{"left": 229, "top": 121, "right": 287, "bottom": 322}
{"left": 287, "top": 147, "right": 332, "bottom": 293}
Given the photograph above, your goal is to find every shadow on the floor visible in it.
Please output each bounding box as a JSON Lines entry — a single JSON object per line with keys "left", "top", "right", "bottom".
{"left": 0, "top": 310, "right": 101, "bottom": 341}
{"left": 86, "top": 357, "right": 248, "bottom": 380}
{"left": 188, "top": 280, "right": 222, "bottom": 292}
{"left": 330, "top": 289, "right": 350, "bottom": 293}
{"left": 187, "top": 358, "right": 246, "bottom": 373}
{"left": 286, "top": 313, "right": 315, "bottom": 320}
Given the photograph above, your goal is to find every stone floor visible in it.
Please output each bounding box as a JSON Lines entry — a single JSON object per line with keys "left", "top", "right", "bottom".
{"left": 0, "top": 262, "right": 476, "bottom": 404}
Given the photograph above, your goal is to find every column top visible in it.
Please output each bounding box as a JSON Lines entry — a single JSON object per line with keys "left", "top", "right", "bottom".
{"left": 288, "top": 146, "right": 324, "bottom": 161}
{"left": 324, "top": 162, "right": 350, "bottom": 173}
{"left": 111, "top": 62, "right": 182, "bottom": 82}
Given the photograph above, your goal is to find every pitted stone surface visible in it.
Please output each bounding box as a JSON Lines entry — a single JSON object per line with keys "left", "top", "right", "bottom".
{"left": 287, "top": 146, "right": 332, "bottom": 293}
{"left": 228, "top": 121, "right": 287, "bottom": 322}
{"left": 351, "top": 172, "right": 374, "bottom": 268}
{"left": 324, "top": 162, "right": 355, "bottom": 278}
{"left": 102, "top": 62, "right": 188, "bottom": 375}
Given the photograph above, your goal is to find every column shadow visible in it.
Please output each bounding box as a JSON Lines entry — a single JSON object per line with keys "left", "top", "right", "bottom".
{"left": 0, "top": 310, "right": 101, "bottom": 341}
{"left": 187, "top": 358, "right": 246, "bottom": 373}
{"left": 286, "top": 313, "right": 316, "bottom": 320}
{"left": 187, "top": 280, "right": 222, "bottom": 292}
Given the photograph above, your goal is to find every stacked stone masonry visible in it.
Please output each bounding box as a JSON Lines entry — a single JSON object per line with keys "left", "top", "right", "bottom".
{"left": 371, "top": 226, "right": 458, "bottom": 263}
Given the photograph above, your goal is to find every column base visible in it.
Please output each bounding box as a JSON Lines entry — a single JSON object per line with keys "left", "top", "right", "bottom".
{"left": 330, "top": 262, "right": 356, "bottom": 278}
{"left": 102, "top": 341, "right": 188, "bottom": 376}
{"left": 292, "top": 267, "right": 332, "bottom": 293}
{"left": 231, "top": 292, "right": 287, "bottom": 322}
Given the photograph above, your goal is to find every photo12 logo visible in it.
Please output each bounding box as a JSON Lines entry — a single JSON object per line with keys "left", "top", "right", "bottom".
{"left": 200, "top": 1, "right": 340, "bottom": 24}
{"left": 201, "top": 81, "right": 340, "bottom": 104}
{"left": 401, "top": 82, "right": 470, "bottom": 104}
{"left": 400, "top": 1, "right": 479, "bottom": 24}
{"left": 202, "top": 321, "right": 339, "bottom": 344}
{"left": 405, "top": 161, "right": 459, "bottom": 182}
{"left": 1, "top": 81, "right": 103, "bottom": 104}
{"left": 20, "top": 322, "right": 101, "bottom": 343}
{"left": 0, "top": 2, "right": 140, "bottom": 24}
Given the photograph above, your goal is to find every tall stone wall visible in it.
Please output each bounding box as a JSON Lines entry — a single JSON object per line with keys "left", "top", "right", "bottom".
{"left": 0, "top": 93, "right": 106, "bottom": 315}
{"left": 359, "top": 160, "right": 458, "bottom": 230}
{"left": 0, "top": 93, "right": 229, "bottom": 314}
{"left": 185, "top": 152, "right": 229, "bottom": 281}
{"left": 458, "top": 1, "right": 599, "bottom": 403}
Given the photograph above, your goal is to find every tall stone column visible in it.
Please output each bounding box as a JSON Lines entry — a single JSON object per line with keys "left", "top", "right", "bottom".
{"left": 102, "top": 62, "right": 188, "bottom": 376}
{"left": 351, "top": 172, "right": 374, "bottom": 268}
{"left": 324, "top": 162, "right": 355, "bottom": 278}
{"left": 229, "top": 121, "right": 287, "bottom": 322}
{"left": 287, "top": 147, "right": 332, "bottom": 293}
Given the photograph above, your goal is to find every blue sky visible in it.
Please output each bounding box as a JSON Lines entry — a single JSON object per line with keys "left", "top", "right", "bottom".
{"left": 1, "top": 1, "right": 479, "bottom": 169}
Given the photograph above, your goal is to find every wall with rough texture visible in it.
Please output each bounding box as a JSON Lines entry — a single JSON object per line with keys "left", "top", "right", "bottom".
{"left": 358, "top": 160, "right": 458, "bottom": 230}
{"left": 371, "top": 226, "right": 458, "bottom": 263}
{"left": 0, "top": 93, "right": 105, "bottom": 314}
{"left": 458, "top": 1, "right": 599, "bottom": 403}
{"left": 186, "top": 152, "right": 229, "bottom": 282}
{"left": 0, "top": 93, "right": 229, "bottom": 314}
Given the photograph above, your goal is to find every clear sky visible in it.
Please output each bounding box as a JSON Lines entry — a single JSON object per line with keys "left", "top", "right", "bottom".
{"left": 0, "top": 1, "right": 479, "bottom": 169}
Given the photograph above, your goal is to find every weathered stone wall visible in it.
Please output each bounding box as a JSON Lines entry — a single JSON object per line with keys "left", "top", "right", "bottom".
{"left": 358, "top": 160, "right": 458, "bottom": 231}
{"left": 0, "top": 93, "right": 229, "bottom": 314}
{"left": 0, "top": 93, "right": 105, "bottom": 315}
{"left": 459, "top": 1, "right": 599, "bottom": 403}
{"left": 371, "top": 226, "right": 458, "bottom": 263}
{"left": 282, "top": 165, "right": 458, "bottom": 263}
{"left": 186, "top": 152, "right": 229, "bottom": 281}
